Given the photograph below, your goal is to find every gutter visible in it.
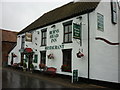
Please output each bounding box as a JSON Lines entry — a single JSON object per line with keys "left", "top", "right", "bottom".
{"left": 87, "top": 13, "right": 90, "bottom": 80}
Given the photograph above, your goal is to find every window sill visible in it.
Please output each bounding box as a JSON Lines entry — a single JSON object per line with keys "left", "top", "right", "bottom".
{"left": 40, "top": 45, "right": 46, "bottom": 47}
{"left": 62, "top": 41, "right": 73, "bottom": 44}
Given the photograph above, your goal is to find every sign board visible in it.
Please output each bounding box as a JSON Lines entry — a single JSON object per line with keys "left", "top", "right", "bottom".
{"left": 49, "top": 29, "right": 59, "bottom": 43}
{"left": 73, "top": 23, "right": 81, "bottom": 39}
{"left": 72, "top": 69, "right": 78, "bottom": 83}
{"left": 25, "top": 33, "right": 32, "bottom": 42}
{"left": 45, "top": 44, "right": 64, "bottom": 50}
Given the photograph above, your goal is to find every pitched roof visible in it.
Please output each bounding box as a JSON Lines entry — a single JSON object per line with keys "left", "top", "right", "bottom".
{"left": 18, "top": 1, "right": 100, "bottom": 35}
{"left": 2, "top": 29, "right": 18, "bottom": 42}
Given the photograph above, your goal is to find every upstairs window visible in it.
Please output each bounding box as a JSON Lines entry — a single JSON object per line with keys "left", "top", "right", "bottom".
{"left": 41, "top": 29, "right": 47, "bottom": 46}
{"left": 97, "top": 13, "right": 104, "bottom": 32}
{"left": 21, "top": 35, "right": 25, "bottom": 49}
{"left": 63, "top": 21, "right": 72, "bottom": 43}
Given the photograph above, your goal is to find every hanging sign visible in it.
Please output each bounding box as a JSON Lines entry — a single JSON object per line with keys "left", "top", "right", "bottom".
{"left": 25, "top": 33, "right": 32, "bottom": 42}
{"left": 73, "top": 23, "right": 81, "bottom": 39}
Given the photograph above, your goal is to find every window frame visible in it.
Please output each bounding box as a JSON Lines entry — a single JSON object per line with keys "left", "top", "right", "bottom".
{"left": 111, "top": 0, "right": 117, "bottom": 24}
{"left": 40, "top": 51, "right": 46, "bottom": 64}
{"left": 62, "top": 49, "right": 72, "bottom": 72}
{"left": 97, "top": 13, "right": 104, "bottom": 32}
{"left": 41, "top": 29, "right": 47, "bottom": 46}
{"left": 63, "top": 21, "right": 72, "bottom": 43}
{"left": 21, "top": 35, "right": 25, "bottom": 49}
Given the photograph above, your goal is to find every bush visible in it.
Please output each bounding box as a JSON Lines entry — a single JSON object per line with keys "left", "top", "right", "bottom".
{"left": 30, "top": 63, "right": 34, "bottom": 69}
{"left": 23, "top": 63, "right": 27, "bottom": 68}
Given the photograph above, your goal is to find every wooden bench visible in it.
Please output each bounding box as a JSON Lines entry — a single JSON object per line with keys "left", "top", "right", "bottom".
{"left": 45, "top": 67, "right": 57, "bottom": 77}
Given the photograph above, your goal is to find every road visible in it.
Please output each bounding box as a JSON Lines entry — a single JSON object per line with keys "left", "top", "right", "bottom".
{"left": 2, "top": 68, "right": 66, "bottom": 88}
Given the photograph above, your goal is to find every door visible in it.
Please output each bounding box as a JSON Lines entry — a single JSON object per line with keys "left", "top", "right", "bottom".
{"left": 28, "top": 54, "right": 33, "bottom": 70}
{"left": 21, "top": 53, "right": 24, "bottom": 66}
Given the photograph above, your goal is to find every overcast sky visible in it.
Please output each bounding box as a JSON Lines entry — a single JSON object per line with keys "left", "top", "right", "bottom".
{"left": 0, "top": 0, "right": 120, "bottom": 32}
{"left": 0, "top": 0, "right": 73, "bottom": 32}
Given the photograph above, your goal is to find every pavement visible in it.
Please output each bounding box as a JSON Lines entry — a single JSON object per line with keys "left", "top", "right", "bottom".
{"left": 2, "top": 67, "right": 116, "bottom": 89}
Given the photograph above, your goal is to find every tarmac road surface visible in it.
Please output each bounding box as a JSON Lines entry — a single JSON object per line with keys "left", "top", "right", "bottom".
{"left": 2, "top": 68, "right": 66, "bottom": 88}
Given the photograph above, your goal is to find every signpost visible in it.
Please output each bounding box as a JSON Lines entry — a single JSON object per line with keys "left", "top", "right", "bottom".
{"left": 73, "top": 23, "right": 81, "bottom": 39}
{"left": 72, "top": 69, "right": 78, "bottom": 83}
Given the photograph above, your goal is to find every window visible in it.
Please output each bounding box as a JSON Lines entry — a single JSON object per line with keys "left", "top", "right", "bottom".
{"left": 40, "top": 51, "right": 46, "bottom": 64}
{"left": 62, "top": 49, "right": 72, "bottom": 72}
{"left": 34, "top": 55, "right": 38, "bottom": 63}
{"left": 41, "top": 29, "right": 47, "bottom": 46}
{"left": 21, "top": 36, "right": 25, "bottom": 49}
{"left": 63, "top": 21, "right": 72, "bottom": 43}
{"left": 97, "top": 13, "right": 104, "bottom": 31}
{"left": 111, "top": 0, "right": 117, "bottom": 24}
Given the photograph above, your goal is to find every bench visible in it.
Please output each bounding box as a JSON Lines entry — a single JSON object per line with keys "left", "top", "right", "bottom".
{"left": 45, "top": 67, "right": 57, "bottom": 77}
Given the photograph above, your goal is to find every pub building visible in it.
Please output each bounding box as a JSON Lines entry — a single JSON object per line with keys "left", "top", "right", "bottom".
{"left": 8, "top": 0, "right": 120, "bottom": 85}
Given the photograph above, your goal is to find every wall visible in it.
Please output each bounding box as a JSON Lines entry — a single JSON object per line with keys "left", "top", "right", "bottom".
{"left": 8, "top": 1, "right": 119, "bottom": 83}
{"left": 0, "top": 30, "right": 2, "bottom": 67}
{"left": 8, "top": 34, "right": 24, "bottom": 65}
{"left": 89, "top": 1, "right": 119, "bottom": 83}
{"left": 2, "top": 41, "right": 16, "bottom": 66}
{"left": 118, "top": 3, "right": 120, "bottom": 83}
{"left": 24, "top": 14, "right": 89, "bottom": 77}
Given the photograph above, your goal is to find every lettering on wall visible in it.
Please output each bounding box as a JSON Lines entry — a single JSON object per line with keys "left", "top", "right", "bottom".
{"left": 45, "top": 45, "right": 64, "bottom": 50}
{"left": 49, "top": 29, "right": 59, "bottom": 43}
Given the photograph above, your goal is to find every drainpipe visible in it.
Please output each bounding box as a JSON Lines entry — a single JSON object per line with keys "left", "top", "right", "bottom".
{"left": 87, "top": 13, "right": 90, "bottom": 81}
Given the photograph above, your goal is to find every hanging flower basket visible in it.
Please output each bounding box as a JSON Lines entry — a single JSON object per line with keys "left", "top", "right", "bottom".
{"left": 39, "top": 63, "right": 46, "bottom": 69}
{"left": 13, "top": 54, "right": 17, "bottom": 57}
{"left": 47, "top": 54, "right": 54, "bottom": 59}
{"left": 76, "top": 51, "right": 84, "bottom": 58}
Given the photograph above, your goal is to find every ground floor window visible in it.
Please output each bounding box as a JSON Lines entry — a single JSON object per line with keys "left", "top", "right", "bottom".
{"left": 40, "top": 51, "right": 46, "bottom": 64}
{"left": 62, "top": 49, "right": 72, "bottom": 72}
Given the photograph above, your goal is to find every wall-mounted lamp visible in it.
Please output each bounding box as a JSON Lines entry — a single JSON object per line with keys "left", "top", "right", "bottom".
{"left": 17, "top": 36, "right": 20, "bottom": 38}
{"left": 76, "top": 16, "right": 82, "bottom": 20}
{"left": 51, "top": 25, "right": 56, "bottom": 28}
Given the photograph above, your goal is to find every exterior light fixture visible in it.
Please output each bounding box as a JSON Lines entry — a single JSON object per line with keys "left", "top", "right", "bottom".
{"left": 51, "top": 25, "right": 56, "bottom": 28}
{"left": 76, "top": 16, "right": 82, "bottom": 20}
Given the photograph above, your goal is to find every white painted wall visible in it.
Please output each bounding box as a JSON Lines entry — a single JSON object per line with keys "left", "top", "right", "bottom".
{"left": 89, "top": 1, "right": 119, "bottom": 83}
{"left": 118, "top": 3, "right": 120, "bottom": 83}
{"left": 8, "top": 0, "right": 119, "bottom": 83}
{"left": 8, "top": 34, "right": 25, "bottom": 65}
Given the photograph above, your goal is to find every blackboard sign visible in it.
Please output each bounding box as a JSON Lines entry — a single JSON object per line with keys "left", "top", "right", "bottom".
{"left": 72, "top": 69, "right": 78, "bottom": 83}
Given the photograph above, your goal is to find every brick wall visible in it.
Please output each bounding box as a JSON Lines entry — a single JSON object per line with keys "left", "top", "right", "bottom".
{"left": 2, "top": 41, "right": 16, "bottom": 66}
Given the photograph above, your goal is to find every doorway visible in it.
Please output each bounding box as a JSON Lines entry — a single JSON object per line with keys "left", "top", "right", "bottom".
{"left": 27, "top": 54, "right": 33, "bottom": 70}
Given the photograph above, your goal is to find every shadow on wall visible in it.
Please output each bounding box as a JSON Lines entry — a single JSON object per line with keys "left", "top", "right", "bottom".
{"left": 118, "top": 8, "right": 120, "bottom": 83}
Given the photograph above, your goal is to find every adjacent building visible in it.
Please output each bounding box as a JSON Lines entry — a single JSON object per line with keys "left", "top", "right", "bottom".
{"left": 8, "top": 0, "right": 120, "bottom": 84}
{"left": 1, "top": 29, "right": 18, "bottom": 67}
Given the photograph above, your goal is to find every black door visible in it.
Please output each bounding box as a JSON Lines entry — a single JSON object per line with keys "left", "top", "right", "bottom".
{"left": 28, "top": 54, "right": 33, "bottom": 70}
